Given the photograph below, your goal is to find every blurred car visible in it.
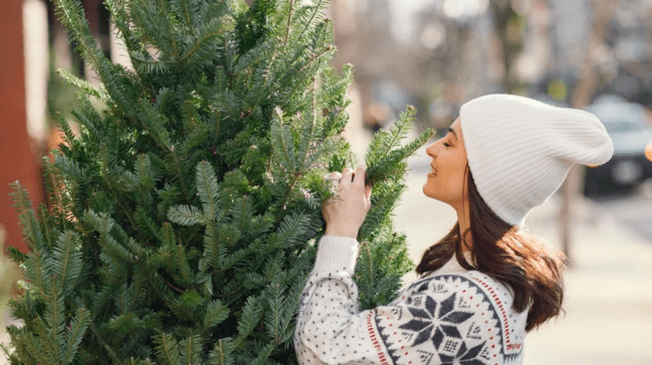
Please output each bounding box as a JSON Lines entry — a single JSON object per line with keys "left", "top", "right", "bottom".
{"left": 583, "top": 95, "right": 652, "bottom": 196}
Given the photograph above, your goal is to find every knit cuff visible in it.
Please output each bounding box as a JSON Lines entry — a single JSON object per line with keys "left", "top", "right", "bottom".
{"left": 313, "top": 235, "right": 359, "bottom": 275}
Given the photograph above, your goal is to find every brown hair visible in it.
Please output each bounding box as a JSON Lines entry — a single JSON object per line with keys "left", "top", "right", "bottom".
{"left": 416, "top": 165, "right": 565, "bottom": 332}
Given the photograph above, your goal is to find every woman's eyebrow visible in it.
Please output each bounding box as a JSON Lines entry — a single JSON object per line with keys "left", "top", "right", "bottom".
{"left": 448, "top": 128, "right": 458, "bottom": 140}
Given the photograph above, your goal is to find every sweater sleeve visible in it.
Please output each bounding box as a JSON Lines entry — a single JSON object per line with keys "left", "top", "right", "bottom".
{"left": 294, "top": 236, "right": 513, "bottom": 365}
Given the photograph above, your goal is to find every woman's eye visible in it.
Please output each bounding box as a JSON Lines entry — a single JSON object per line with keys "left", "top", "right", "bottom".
{"left": 443, "top": 142, "right": 451, "bottom": 147}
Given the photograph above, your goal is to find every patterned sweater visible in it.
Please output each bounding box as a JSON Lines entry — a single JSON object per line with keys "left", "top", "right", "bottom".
{"left": 295, "top": 236, "right": 528, "bottom": 365}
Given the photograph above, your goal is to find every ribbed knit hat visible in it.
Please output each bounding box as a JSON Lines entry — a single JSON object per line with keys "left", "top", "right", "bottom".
{"left": 459, "top": 94, "right": 614, "bottom": 226}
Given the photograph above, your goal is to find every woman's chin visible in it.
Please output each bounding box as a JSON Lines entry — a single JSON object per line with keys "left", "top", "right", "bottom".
{"left": 422, "top": 184, "right": 439, "bottom": 200}
{"left": 423, "top": 183, "right": 450, "bottom": 203}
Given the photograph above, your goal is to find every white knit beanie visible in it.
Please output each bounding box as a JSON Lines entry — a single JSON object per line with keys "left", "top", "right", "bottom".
{"left": 459, "top": 94, "right": 614, "bottom": 226}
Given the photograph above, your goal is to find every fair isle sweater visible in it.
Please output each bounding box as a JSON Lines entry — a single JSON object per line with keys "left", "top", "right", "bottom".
{"left": 295, "top": 236, "right": 528, "bottom": 365}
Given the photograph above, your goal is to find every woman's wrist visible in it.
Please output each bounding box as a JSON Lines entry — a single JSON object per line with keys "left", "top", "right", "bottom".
{"left": 325, "top": 226, "right": 358, "bottom": 239}
{"left": 313, "top": 235, "right": 359, "bottom": 274}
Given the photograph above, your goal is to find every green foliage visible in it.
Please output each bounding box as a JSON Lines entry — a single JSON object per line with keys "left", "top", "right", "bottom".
{"left": 5, "top": 0, "right": 433, "bottom": 363}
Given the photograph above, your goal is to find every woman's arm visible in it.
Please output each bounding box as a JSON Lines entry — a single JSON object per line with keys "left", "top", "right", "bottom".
{"left": 294, "top": 235, "right": 386, "bottom": 364}
{"left": 294, "top": 166, "right": 381, "bottom": 363}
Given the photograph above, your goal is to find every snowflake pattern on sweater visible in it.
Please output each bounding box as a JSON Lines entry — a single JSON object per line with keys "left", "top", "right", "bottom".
{"left": 295, "top": 236, "right": 528, "bottom": 365}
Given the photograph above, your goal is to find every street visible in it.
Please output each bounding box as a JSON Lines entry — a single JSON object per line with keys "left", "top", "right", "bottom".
{"left": 590, "top": 184, "right": 652, "bottom": 243}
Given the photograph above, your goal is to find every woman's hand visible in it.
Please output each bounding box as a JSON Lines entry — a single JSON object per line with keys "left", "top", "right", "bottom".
{"left": 322, "top": 166, "right": 372, "bottom": 239}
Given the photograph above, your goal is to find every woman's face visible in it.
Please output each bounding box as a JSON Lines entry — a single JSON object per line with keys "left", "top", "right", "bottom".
{"left": 423, "top": 117, "right": 469, "bottom": 210}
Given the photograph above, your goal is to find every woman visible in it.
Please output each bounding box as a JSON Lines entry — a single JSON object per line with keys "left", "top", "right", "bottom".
{"left": 294, "top": 94, "right": 613, "bottom": 364}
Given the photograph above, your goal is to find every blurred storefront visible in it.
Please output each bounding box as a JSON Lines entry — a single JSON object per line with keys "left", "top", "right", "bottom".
{"left": 0, "top": 0, "right": 47, "bottom": 253}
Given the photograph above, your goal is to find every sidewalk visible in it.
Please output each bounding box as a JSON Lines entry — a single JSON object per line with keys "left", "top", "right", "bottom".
{"left": 521, "top": 195, "right": 652, "bottom": 364}
{"left": 394, "top": 150, "right": 652, "bottom": 365}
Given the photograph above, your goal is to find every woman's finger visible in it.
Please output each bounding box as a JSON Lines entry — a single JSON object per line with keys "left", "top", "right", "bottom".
{"left": 353, "top": 165, "right": 365, "bottom": 187}
{"left": 340, "top": 167, "right": 353, "bottom": 186}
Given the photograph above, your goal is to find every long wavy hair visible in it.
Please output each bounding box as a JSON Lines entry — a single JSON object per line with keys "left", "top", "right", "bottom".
{"left": 416, "top": 165, "right": 565, "bottom": 332}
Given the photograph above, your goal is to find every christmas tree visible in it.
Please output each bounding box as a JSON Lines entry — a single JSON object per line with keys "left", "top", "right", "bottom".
{"left": 4, "top": 0, "right": 433, "bottom": 363}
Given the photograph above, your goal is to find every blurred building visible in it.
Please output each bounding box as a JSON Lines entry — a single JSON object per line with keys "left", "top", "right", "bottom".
{"left": 412, "top": 0, "right": 500, "bottom": 125}
{"left": 528, "top": 0, "right": 652, "bottom": 106}
{"left": 550, "top": 0, "right": 591, "bottom": 76}
{"left": 331, "top": 0, "right": 516, "bottom": 129}
{"left": 331, "top": 0, "right": 652, "bottom": 132}
{"left": 329, "top": 0, "right": 421, "bottom": 129}
{"left": 602, "top": 0, "right": 652, "bottom": 105}
{"left": 0, "top": 0, "right": 48, "bottom": 253}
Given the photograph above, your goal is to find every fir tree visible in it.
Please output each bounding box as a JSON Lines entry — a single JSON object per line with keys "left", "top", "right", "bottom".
{"left": 4, "top": 0, "right": 434, "bottom": 363}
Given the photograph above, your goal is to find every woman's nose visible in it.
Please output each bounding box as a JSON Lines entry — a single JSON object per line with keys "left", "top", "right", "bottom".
{"left": 426, "top": 143, "right": 439, "bottom": 158}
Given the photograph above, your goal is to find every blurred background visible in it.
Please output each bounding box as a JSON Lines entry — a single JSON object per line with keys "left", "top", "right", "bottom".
{"left": 1, "top": 0, "right": 652, "bottom": 363}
